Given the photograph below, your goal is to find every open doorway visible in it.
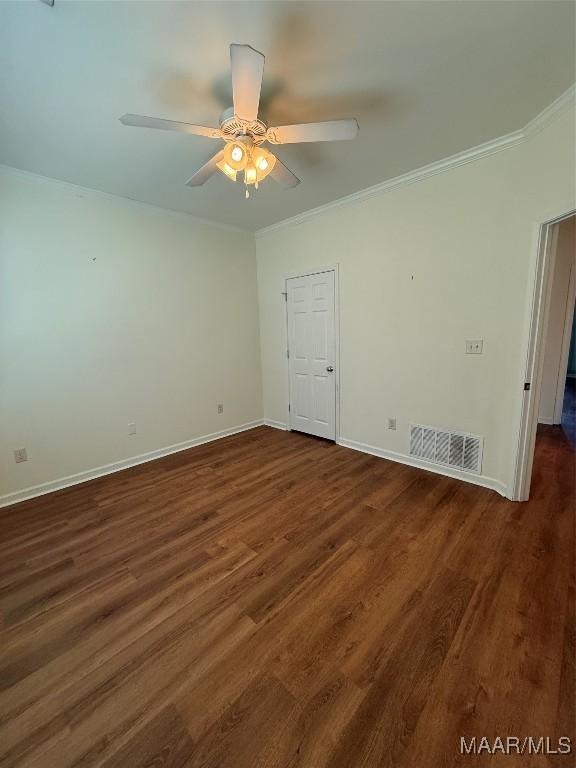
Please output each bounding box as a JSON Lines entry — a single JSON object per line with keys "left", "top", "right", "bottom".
{"left": 513, "top": 211, "right": 576, "bottom": 501}
{"left": 563, "top": 312, "right": 576, "bottom": 445}
{"left": 537, "top": 216, "right": 576, "bottom": 444}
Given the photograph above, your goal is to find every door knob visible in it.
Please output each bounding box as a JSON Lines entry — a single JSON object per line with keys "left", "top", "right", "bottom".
{"left": 326, "top": 366, "right": 334, "bottom": 372}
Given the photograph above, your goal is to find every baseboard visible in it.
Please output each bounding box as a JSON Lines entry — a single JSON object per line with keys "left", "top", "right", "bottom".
{"left": 337, "top": 437, "right": 508, "bottom": 497}
{"left": 537, "top": 416, "right": 555, "bottom": 426}
{"left": 263, "top": 419, "right": 288, "bottom": 430}
{"left": 0, "top": 419, "right": 264, "bottom": 509}
{"left": 1, "top": 421, "right": 509, "bottom": 508}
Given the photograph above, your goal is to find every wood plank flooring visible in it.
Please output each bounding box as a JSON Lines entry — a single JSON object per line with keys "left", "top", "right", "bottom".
{"left": 0, "top": 425, "right": 573, "bottom": 767}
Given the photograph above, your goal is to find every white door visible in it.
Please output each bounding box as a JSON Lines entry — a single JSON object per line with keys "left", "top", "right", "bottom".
{"left": 287, "top": 270, "right": 336, "bottom": 440}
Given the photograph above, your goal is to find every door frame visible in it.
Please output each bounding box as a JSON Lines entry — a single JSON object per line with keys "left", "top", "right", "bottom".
{"left": 510, "top": 208, "right": 576, "bottom": 501}
{"left": 283, "top": 264, "right": 340, "bottom": 441}
{"left": 552, "top": 256, "right": 576, "bottom": 424}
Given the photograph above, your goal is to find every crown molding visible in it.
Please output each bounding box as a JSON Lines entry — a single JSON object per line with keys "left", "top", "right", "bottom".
{"left": 0, "top": 164, "right": 251, "bottom": 235}
{"left": 2, "top": 85, "right": 573, "bottom": 238}
{"left": 523, "top": 83, "right": 576, "bottom": 137}
{"left": 256, "top": 129, "right": 525, "bottom": 237}
{"left": 256, "top": 84, "right": 576, "bottom": 239}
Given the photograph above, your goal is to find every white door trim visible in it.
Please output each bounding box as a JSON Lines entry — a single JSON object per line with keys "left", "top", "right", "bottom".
{"left": 282, "top": 264, "right": 340, "bottom": 441}
{"left": 510, "top": 208, "right": 576, "bottom": 501}
{"left": 553, "top": 255, "right": 576, "bottom": 424}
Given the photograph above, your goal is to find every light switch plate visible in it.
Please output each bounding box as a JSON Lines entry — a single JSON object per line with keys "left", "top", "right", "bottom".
{"left": 466, "top": 339, "right": 483, "bottom": 354}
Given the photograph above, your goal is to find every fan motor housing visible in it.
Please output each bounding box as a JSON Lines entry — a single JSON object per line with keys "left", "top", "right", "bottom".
{"left": 219, "top": 108, "right": 267, "bottom": 144}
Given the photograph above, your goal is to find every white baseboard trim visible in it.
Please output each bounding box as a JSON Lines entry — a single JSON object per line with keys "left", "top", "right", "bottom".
{"left": 337, "top": 437, "right": 508, "bottom": 497}
{"left": 263, "top": 419, "right": 288, "bottom": 430}
{"left": 537, "top": 416, "right": 556, "bottom": 426}
{"left": 0, "top": 419, "right": 264, "bottom": 509}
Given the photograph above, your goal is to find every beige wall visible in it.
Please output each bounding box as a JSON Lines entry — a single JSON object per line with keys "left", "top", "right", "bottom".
{"left": 0, "top": 171, "right": 262, "bottom": 499}
{"left": 2, "top": 102, "right": 574, "bottom": 503}
{"left": 256, "top": 108, "right": 575, "bottom": 493}
{"left": 538, "top": 216, "right": 575, "bottom": 423}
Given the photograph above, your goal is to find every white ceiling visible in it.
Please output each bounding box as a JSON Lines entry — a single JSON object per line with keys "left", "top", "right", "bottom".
{"left": 1, "top": 1, "right": 574, "bottom": 231}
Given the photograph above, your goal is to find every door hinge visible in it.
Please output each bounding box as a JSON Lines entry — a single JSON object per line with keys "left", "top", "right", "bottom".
{"left": 287, "top": 349, "right": 290, "bottom": 359}
{"left": 524, "top": 382, "right": 531, "bottom": 391}
{"left": 288, "top": 403, "right": 291, "bottom": 412}
{"left": 281, "top": 291, "right": 287, "bottom": 301}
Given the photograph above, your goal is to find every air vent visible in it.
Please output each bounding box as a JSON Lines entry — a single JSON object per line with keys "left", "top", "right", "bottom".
{"left": 409, "top": 424, "right": 483, "bottom": 474}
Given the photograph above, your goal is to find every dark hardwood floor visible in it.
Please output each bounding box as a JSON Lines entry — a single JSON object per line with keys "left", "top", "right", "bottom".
{"left": 0, "top": 425, "right": 574, "bottom": 767}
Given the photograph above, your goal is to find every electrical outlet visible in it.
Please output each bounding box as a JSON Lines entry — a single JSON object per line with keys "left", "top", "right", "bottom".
{"left": 217, "top": 404, "right": 224, "bottom": 414}
{"left": 14, "top": 448, "right": 28, "bottom": 463}
{"left": 128, "top": 422, "right": 136, "bottom": 435}
{"left": 465, "top": 339, "right": 483, "bottom": 354}
{"left": 388, "top": 418, "right": 397, "bottom": 431}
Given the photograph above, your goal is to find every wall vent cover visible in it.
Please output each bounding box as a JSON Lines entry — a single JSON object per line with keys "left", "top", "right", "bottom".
{"left": 409, "top": 424, "right": 483, "bottom": 474}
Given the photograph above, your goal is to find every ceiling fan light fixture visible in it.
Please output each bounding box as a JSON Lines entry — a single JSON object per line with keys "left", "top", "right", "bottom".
{"left": 251, "top": 147, "right": 276, "bottom": 180}
{"left": 224, "top": 141, "right": 248, "bottom": 171}
{"left": 244, "top": 163, "right": 258, "bottom": 185}
{"left": 121, "top": 44, "right": 358, "bottom": 193}
{"left": 216, "top": 159, "right": 237, "bottom": 181}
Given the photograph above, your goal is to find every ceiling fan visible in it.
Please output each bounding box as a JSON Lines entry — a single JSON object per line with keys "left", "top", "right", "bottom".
{"left": 120, "top": 43, "right": 359, "bottom": 197}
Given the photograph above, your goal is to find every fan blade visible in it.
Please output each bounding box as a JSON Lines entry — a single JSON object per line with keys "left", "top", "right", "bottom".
{"left": 120, "top": 114, "right": 221, "bottom": 139}
{"left": 266, "top": 119, "right": 359, "bottom": 144}
{"left": 185, "top": 150, "right": 225, "bottom": 187}
{"left": 270, "top": 158, "right": 300, "bottom": 188}
{"left": 230, "top": 44, "right": 265, "bottom": 122}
